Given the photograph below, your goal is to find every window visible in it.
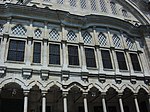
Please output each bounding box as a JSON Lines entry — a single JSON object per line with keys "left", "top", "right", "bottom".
{"left": 116, "top": 52, "right": 127, "bottom": 70}
{"left": 7, "top": 40, "right": 25, "bottom": 61}
{"left": 49, "top": 44, "right": 60, "bottom": 65}
{"left": 90, "top": 0, "right": 97, "bottom": 11}
{"left": 67, "top": 30, "right": 77, "bottom": 42}
{"left": 33, "top": 42, "right": 41, "bottom": 63}
{"left": 112, "top": 34, "right": 121, "bottom": 48}
{"left": 11, "top": 24, "right": 27, "bottom": 36}
{"left": 122, "top": 10, "right": 128, "bottom": 17}
{"left": 110, "top": 2, "right": 117, "bottom": 15}
{"left": 70, "top": 0, "right": 77, "bottom": 7}
{"left": 130, "top": 53, "right": 141, "bottom": 71}
{"left": 99, "top": 0, "right": 107, "bottom": 12}
{"left": 82, "top": 31, "right": 92, "bottom": 44}
{"left": 68, "top": 45, "right": 79, "bottom": 65}
{"left": 94, "top": 106, "right": 103, "bottom": 112}
{"left": 0, "top": 24, "right": 3, "bottom": 33}
{"left": 80, "top": 0, "right": 87, "bottom": 9}
{"left": 98, "top": 33, "right": 107, "bottom": 46}
{"left": 49, "top": 29, "right": 60, "bottom": 40}
{"left": 85, "top": 48, "right": 96, "bottom": 67}
{"left": 101, "top": 50, "right": 113, "bottom": 69}
{"left": 34, "top": 29, "right": 42, "bottom": 38}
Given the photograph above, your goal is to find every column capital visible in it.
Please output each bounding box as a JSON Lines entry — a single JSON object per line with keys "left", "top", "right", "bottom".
{"left": 133, "top": 93, "right": 138, "bottom": 98}
{"left": 23, "top": 90, "right": 30, "bottom": 96}
{"left": 63, "top": 91, "right": 68, "bottom": 97}
{"left": 42, "top": 91, "right": 48, "bottom": 97}
{"left": 118, "top": 93, "right": 123, "bottom": 97}
{"left": 83, "top": 92, "right": 88, "bottom": 97}
{"left": 101, "top": 92, "right": 107, "bottom": 96}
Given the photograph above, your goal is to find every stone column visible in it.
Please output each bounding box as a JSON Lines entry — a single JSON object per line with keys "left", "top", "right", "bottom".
{"left": 101, "top": 93, "right": 107, "bottom": 112}
{"left": 42, "top": 92, "right": 47, "bottom": 112}
{"left": 134, "top": 94, "right": 140, "bottom": 112}
{"left": 83, "top": 93, "right": 88, "bottom": 112}
{"left": 118, "top": 93, "right": 124, "bottom": 112}
{"left": 23, "top": 91, "right": 29, "bottom": 112}
{"left": 63, "top": 92, "right": 68, "bottom": 112}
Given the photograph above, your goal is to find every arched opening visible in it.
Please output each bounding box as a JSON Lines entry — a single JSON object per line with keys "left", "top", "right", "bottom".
{"left": 46, "top": 85, "right": 62, "bottom": 112}
{"left": 123, "top": 88, "right": 135, "bottom": 112}
{"left": 28, "top": 85, "right": 41, "bottom": 112}
{"left": 138, "top": 88, "right": 148, "bottom": 112}
{"left": 68, "top": 86, "right": 83, "bottom": 112}
{"left": 0, "top": 82, "right": 24, "bottom": 112}
{"left": 106, "top": 87, "right": 118, "bottom": 112}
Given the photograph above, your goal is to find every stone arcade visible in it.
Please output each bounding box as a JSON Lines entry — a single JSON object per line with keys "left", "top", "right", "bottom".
{"left": 0, "top": 0, "right": 150, "bottom": 112}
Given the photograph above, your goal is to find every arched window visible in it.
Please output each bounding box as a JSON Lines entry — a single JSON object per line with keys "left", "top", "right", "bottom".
{"left": 110, "top": 2, "right": 117, "bottom": 15}
{"left": 0, "top": 24, "right": 3, "bottom": 33}
{"left": 34, "top": 29, "right": 42, "bottom": 38}
{"left": 126, "top": 38, "right": 135, "bottom": 49}
{"left": 122, "top": 9, "right": 128, "bottom": 17}
{"left": 112, "top": 34, "right": 121, "bottom": 48}
{"left": 98, "top": 33, "right": 107, "bottom": 46}
{"left": 49, "top": 29, "right": 60, "bottom": 40}
{"left": 67, "top": 30, "right": 77, "bottom": 42}
{"left": 90, "top": 0, "right": 97, "bottom": 11}
{"left": 70, "top": 0, "right": 77, "bottom": 7}
{"left": 99, "top": 0, "right": 107, "bottom": 12}
{"left": 11, "top": 24, "right": 27, "bottom": 36}
{"left": 80, "top": 0, "right": 87, "bottom": 9}
{"left": 82, "top": 31, "right": 92, "bottom": 44}
{"left": 57, "top": 0, "right": 64, "bottom": 4}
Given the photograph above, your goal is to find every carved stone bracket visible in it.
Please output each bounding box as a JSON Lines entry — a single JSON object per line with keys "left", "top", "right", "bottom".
{"left": 22, "top": 68, "right": 32, "bottom": 79}
{"left": 41, "top": 69, "right": 49, "bottom": 80}
{"left": 0, "top": 66, "right": 7, "bottom": 78}
{"left": 61, "top": 70, "right": 70, "bottom": 81}
{"left": 98, "top": 73, "right": 106, "bottom": 83}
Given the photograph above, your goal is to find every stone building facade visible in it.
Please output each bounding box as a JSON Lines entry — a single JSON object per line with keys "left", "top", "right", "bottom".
{"left": 0, "top": 0, "right": 150, "bottom": 112}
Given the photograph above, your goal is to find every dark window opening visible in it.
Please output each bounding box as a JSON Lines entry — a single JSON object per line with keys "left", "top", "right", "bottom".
{"left": 49, "top": 44, "right": 60, "bottom": 65}
{"left": 7, "top": 40, "right": 25, "bottom": 61}
{"left": 101, "top": 50, "right": 113, "bottom": 69}
{"left": 85, "top": 48, "right": 96, "bottom": 67}
{"left": 116, "top": 52, "right": 127, "bottom": 70}
{"left": 68, "top": 45, "right": 79, "bottom": 65}
{"left": 130, "top": 53, "right": 141, "bottom": 71}
{"left": 33, "top": 42, "right": 41, "bottom": 63}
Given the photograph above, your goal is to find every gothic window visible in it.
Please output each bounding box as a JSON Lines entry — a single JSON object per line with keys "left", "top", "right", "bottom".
{"left": 80, "top": 0, "right": 87, "bottom": 9}
{"left": 34, "top": 29, "right": 42, "bottom": 38}
{"left": 11, "top": 24, "right": 27, "bottom": 36}
{"left": 67, "top": 30, "right": 77, "bottom": 42}
{"left": 116, "top": 52, "right": 127, "bottom": 70}
{"left": 101, "top": 50, "right": 113, "bottom": 69}
{"left": 33, "top": 42, "right": 41, "bottom": 63}
{"left": 0, "top": 24, "right": 3, "bottom": 33}
{"left": 126, "top": 38, "right": 135, "bottom": 50}
{"left": 85, "top": 48, "right": 96, "bottom": 67}
{"left": 70, "top": 0, "right": 77, "bottom": 7}
{"left": 49, "top": 29, "right": 60, "bottom": 40}
{"left": 99, "top": 0, "right": 107, "bottom": 12}
{"left": 122, "top": 9, "right": 128, "bottom": 17}
{"left": 57, "top": 0, "right": 64, "bottom": 4}
{"left": 110, "top": 2, "right": 117, "bottom": 15}
{"left": 82, "top": 31, "right": 92, "bottom": 44}
{"left": 112, "top": 34, "right": 121, "bottom": 48}
{"left": 98, "top": 33, "right": 107, "bottom": 46}
{"left": 7, "top": 40, "right": 25, "bottom": 61}
{"left": 90, "top": 0, "right": 97, "bottom": 11}
{"left": 130, "top": 53, "right": 141, "bottom": 71}
{"left": 49, "top": 44, "right": 60, "bottom": 65}
{"left": 68, "top": 45, "right": 79, "bottom": 65}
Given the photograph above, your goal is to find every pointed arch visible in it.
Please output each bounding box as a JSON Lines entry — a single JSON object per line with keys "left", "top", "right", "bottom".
{"left": 11, "top": 24, "right": 27, "bottom": 36}
{"left": 67, "top": 30, "right": 77, "bottom": 41}
{"left": 82, "top": 31, "right": 92, "bottom": 44}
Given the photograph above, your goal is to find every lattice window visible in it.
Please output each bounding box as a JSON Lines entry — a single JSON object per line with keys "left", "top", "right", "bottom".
{"left": 122, "top": 10, "right": 128, "bottom": 17}
{"left": 112, "top": 34, "right": 121, "bottom": 48}
{"left": 0, "top": 24, "right": 3, "bottom": 33}
{"left": 43, "top": 0, "right": 51, "bottom": 2}
{"left": 80, "top": 0, "right": 87, "bottom": 9}
{"left": 67, "top": 30, "right": 77, "bottom": 42}
{"left": 11, "top": 24, "right": 27, "bottom": 36}
{"left": 126, "top": 38, "right": 135, "bottom": 49}
{"left": 70, "top": 0, "right": 77, "bottom": 7}
{"left": 99, "top": 0, "right": 107, "bottom": 12}
{"left": 49, "top": 29, "right": 60, "bottom": 40}
{"left": 110, "top": 2, "right": 117, "bottom": 15}
{"left": 57, "top": 0, "right": 64, "bottom": 4}
{"left": 98, "top": 33, "right": 107, "bottom": 46}
{"left": 82, "top": 31, "right": 92, "bottom": 44}
{"left": 90, "top": 0, "right": 97, "bottom": 11}
{"left": 34, "top": 29, "right": 42, "bottom": 38}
